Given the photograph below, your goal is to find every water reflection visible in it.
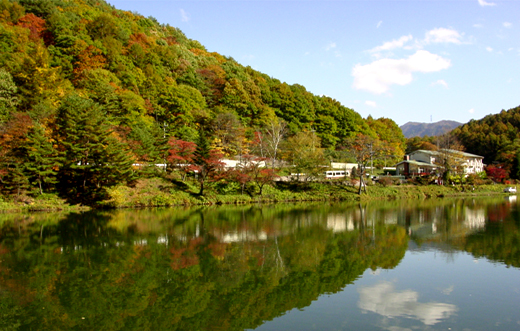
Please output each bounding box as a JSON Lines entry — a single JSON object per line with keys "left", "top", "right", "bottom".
{"left": 358, "top": 281, "right": 457, "bottom": 325}
{"left": 0, "top": 196, "right": 518, "bottom": 330}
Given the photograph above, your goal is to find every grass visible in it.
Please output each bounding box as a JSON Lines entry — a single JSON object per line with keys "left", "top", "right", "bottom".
{"left": 0, "top": 177, "right": 514, "bottom": 211}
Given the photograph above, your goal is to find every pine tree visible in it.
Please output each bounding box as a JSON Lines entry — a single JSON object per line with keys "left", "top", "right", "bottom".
{"left": 23, "top": 123, "right": 63, "bottom": 195}
{"left": 56, "top": 94, "right": 136, "bottom": 203}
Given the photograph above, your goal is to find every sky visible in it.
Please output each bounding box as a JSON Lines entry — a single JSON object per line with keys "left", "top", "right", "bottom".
{"left": 108, "top": 0, "right": 520, "bottom": 126}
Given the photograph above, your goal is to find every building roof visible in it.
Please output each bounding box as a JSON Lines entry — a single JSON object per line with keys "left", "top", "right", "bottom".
{"left": 395, "top": 160, "right": 438, "bottom": 168}
{"left": 410, "top": 149, "right": 483, "bottom": 159}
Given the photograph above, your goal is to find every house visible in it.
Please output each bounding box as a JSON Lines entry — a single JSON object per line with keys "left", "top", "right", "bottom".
{"left": 395, "top": 149, "right": 484, "bottom": 177}
{"left": 395, "top": 155, "right": 438, "bottom": 177}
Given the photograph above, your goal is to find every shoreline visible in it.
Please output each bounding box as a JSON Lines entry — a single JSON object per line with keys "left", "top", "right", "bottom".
{"left": 0, "top": 180, "right": 515, "bottom": 213}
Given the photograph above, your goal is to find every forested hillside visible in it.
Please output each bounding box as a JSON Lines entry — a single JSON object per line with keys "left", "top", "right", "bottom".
{"left": 451, "top": 105, "right": 520, "bottom": 179}
{"left": 0, "top": 0, "right": 405, "bottom": 203}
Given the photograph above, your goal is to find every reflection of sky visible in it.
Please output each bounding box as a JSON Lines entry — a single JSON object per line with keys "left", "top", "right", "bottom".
{"left": 358, "top": 281, "right": 457, "bottom": 325}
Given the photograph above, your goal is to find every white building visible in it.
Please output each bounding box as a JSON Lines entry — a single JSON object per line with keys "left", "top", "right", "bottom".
{"left": 396, "top": 149, "right": 484, "bottom": 177}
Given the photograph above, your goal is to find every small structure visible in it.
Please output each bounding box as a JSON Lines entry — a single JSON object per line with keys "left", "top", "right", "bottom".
{"left": 221, "top": 158, "right": 267, "bottom": 169}
{"left": 395, "top": 155, "right": 438, "bottom": 177}
{"left": 325, "top": 170, "right": 347, "bottom": 179}
{"left": 504, "top": 187, "right": 517, "bottom": 193}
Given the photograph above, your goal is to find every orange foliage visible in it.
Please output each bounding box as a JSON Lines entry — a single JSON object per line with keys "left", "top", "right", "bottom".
{"left": 128, "top": 32, "right": 151, "bottom": 49}
{"left": 190, "top": 48, "right": 208, "bottom": 57}
{"left": 17, "top": 13, "right": 45, "bottom": 41}
{"left": 170, "top": 237, "right": 203, "bottom": 270}
{"left": 73, "top": 45, "right": 107, "bottom": 80}
{"left": 206, "top": 242, "right": 227, "bottom": 259}
{"left": 164, "top": 36, "right": 178, "bottom": 46}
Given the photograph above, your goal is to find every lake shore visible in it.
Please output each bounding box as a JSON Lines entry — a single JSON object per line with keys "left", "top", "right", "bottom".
{"left": 1, "top": 177, "right": 515, "bottom": 212}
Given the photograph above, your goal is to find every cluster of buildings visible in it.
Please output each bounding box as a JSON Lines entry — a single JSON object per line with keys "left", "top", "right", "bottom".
{"left": 217, "top": 148, "right": 485, "bottom": 181}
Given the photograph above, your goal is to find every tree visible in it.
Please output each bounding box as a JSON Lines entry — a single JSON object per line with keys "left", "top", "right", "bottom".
{"left": 23, "top": 123, "right": 63, "bottom": 194}
{"left": 56, "top": 94, "right": 135, "bottom": 203}
{"left": 342, "top": 134, "right": 381, "bottom": 194}
{"left": 485, "top": 164, "right": 508, "bottom": 183}
{"left": 0, "top": 113, "right": 32, "bottom": 196}
{"left": 0, "top": 68, "right": 19, "bottom": 123}
{"left": 435, "top": 133, "right": 466, "bottom": 185}
{"left": 253, "top": 121, "right": 287, "bottom": 169}
{"left": 283, "top": 131, "right": 327, "bottom": 181}
{"left": 232, "top": 155, "right": 274, "bottom": 196}
{"left": 211, "top": 112, "right": 246, "bottom": 157}
{"left": 252, "top": 168, "right": 277, "bottom": 195}
{"left": 167, "top": 138, "right": 196, "bottom": 181}
{"left": 366, "top": 116, "right": 406, "bottom": 166}
{"left": 192, "top": 126, "right": 224, "bottom": 196}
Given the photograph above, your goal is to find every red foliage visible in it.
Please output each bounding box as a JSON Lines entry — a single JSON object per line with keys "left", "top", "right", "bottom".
{"left": 0, "top": 113, "right": 32, "bottom": 181}
{"left": 167, "top": 138, "right": 196, "bottom": 176}
{"left": 485, "top": 164, "right": 508, "bottom": 183}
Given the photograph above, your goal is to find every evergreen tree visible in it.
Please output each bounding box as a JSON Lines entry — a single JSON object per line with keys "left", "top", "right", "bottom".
{"left": 0, "top": 68, "right": 19, "bottom": 123}
{"left": 2, "top": 164, "right": 29, "bottom": 198}
{"left": 56, "top": 94, "right": 136, "bottom": 203}
{"left": 23, "top": 123, "right": 63, "bottom": 195}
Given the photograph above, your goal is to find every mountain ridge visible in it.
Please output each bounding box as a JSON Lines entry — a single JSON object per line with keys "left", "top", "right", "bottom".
{"left": 400, "top": 120, "right": 462, "bottom": 138}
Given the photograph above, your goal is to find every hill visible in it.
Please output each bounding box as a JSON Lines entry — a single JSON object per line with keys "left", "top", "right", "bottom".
{"left": 0, "top": 0, "right": 406, "bottom": 202}
{"left": 400, "top": 120, "right": 462, "bottom": 138}
{"left": 451, "top": 105, "right": 520, "bottom": 178}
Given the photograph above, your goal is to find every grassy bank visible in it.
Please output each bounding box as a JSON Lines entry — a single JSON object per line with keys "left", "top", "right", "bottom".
{"left": 0, "top": 193, "right": 90, "bottom": 213}
{"left": 98, "top": 178, "right": 515, "bottom": 208}
{"left": 0, "top": 178, "right": 514, "bottom": 211}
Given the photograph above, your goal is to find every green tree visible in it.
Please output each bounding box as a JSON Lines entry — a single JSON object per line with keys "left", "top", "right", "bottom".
{"left": 284, "top": 131, "right": 327, "bottom": 181}
{"left": 0, "top": 68, "right": 18, "bottom": 123}
{"left": 23, "top": 123, "right": 63, "bottom": 194}
{"left": 56, "top": 94, "right": 135, "bottom": 203}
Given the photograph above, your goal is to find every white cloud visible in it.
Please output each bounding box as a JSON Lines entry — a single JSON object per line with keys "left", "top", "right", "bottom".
{"left": 370, "top": 35, "right": 413, "bottom": 53}
{"left": 377, "top": 21, "right": 382, "bottom": 29}
{"left": 365, "top": 101, "right": 377, "bottom": 107}
{"left": 486, "top": 47, "right": 493, "bottom": 52}
{"left": 473, "top": 23, "right": 483, "bottom": 28}
{"left": 441, "top": 285, "right": 454, "bottom": 295}
{"left": 358, "top": 282, "right": 458, "bottom": 326}
{"left": 468, "top": 108, "right": 475, "bottom": 114}
{"left": 180, "top": 9, "right": 190, "bottom": 22}
{"left": 424, "top": 28, "right": 462, "bottom": 44}
{"left": 478, "top": 0, "right": 496, "bottom": 6}
{"left": 352, "top": 50, "right": 451, "bottom": 94}
{"left": 432, "top": 79, "right": 449, "bottom": 88}
{"left": 503, "top": 22, "right": 512, "bottom": 28}
{"left": 326, "top": 42, "right": 336, "bottom": 51}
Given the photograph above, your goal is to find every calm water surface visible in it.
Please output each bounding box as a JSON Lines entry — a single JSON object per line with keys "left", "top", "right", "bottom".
{"left": 0, "top": 196, "right": 519, "bottom": 330}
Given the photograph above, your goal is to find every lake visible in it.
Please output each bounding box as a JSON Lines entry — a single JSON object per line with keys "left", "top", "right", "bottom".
{"left": 0, "top": 196, "right": 519, "bottom": 330}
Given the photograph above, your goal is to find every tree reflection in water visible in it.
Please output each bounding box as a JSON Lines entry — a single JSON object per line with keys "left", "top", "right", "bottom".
{"left": 0, "top": 197, "right": 518, "bottom": 330}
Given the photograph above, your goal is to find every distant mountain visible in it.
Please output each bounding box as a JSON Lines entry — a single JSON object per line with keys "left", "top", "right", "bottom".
{"left": 400, "top": 120, "right": 462, "bottom": 138}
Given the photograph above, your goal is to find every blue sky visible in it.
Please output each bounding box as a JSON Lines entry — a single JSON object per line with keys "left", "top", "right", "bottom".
{"left": 109, "top": 0, "right": 519, "bottom": 126}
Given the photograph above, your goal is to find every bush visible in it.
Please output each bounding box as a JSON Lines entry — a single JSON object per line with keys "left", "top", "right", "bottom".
{"left": 378, "top": 177, "right": 393, "bottom": 187}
